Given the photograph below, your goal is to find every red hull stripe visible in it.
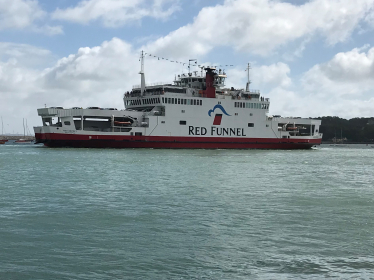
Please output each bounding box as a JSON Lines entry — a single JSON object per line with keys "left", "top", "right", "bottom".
{"left": 35, "top": 133, "right": 321, "bottom": 149}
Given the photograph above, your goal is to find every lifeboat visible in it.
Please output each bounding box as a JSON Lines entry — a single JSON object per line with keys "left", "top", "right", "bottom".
{"left": 114, "top": 121, "right": 131, "bottom": 126}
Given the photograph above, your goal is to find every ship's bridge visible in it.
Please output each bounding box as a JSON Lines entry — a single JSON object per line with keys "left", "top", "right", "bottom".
{"left": 173, "top": 70, "right": 226, "bottom": 89}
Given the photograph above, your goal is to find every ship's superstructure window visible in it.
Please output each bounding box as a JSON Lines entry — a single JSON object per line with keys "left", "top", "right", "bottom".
{"left": 234, "top": 102, "right": 269, "bottom": 110}
{"left": 64, "top": 121, "right": 71, "bottom": 125}
{"left": 180, "top": 121, "right": 186, "bottom": 125}
{"left": 248, "top": 123, "right": 254, "bottom": 127}
{"left": 132, "top": 97, "right": 203, "bottom": 107}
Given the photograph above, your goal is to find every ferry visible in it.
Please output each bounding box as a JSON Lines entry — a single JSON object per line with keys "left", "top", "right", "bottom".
{"left": 34, "top": 52, "right": 322, "bottom": 149}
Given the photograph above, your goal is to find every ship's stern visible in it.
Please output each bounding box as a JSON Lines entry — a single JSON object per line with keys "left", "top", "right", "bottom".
{"left": 34, "top": 126, "right": 47, "bottom": 144}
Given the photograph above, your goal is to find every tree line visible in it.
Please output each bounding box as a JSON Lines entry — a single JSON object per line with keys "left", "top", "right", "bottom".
{"left": 317, "top": 117, "right": 374, "bottom": 142}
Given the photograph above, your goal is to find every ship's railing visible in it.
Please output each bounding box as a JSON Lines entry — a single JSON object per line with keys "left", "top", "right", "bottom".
{"left": 132, "top": 82, "right": 170, "bottom": 89}
{"left": 230, "top": 94, "right": 269, "bottom": 102}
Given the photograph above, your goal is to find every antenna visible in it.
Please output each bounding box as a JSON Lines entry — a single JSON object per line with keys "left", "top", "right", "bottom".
{"left": 245, "top": 63, "right": 251, "bottom": 92}
{"left": 139, "top": 50, "right": 146, "bottom": 96}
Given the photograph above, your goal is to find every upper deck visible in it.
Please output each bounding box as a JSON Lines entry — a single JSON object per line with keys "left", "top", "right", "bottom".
{"left": 124, "top": 68, "right": 266, "bottom": 110}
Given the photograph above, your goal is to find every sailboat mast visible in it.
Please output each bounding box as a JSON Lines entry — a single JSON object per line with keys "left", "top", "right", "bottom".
{"left": 23, "top": 118, "right": 25, "bottom": 137}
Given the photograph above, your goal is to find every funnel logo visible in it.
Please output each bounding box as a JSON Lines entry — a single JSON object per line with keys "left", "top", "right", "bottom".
{"left": 208, "top": 104, "right": 231, "bottom": 125}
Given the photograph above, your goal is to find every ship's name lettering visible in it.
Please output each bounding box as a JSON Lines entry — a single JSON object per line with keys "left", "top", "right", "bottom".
{"left": 188, "top": 126, "right": 246, "bottom": 136}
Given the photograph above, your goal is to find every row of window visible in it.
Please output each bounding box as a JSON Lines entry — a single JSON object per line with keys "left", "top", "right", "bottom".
{"left": 125, "top": 99, "right": 142, "bottom": 106}
{"left": 234, "top": 102, "right": 269, "bottom": 110}
{"left": 125, "top": 98, "right": 266, "bottom": 109}
{"left": 125, "top": 97, "right": 203, "bottom": 106}
{"left": 125, "top": 97, "right": 161, "bottom": 106}
{"left": 162, "top": 97, "right": 202, "bottom": 106}
{"left": 143, "top": 97, "right": 160, "bottom": 105}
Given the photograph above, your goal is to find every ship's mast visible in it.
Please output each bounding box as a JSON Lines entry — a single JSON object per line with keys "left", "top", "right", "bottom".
{"left": 245, "top": 63, "right": 251, "bottom": 92}
{"left": 188, "top": 59, "right": 197, "bottom": 76}
{"left": 139, "top": 50, "right": 146, "bottom": 96}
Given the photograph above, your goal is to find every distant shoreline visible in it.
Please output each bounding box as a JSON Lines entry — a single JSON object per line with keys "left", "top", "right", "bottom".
{"left": 0, "top": 136, "right": 35, "bottom": 141}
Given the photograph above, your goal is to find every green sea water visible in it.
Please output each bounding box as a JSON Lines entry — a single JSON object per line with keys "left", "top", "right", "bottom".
{"left": 0, "top": 143, "right": 374, "bottom": 279}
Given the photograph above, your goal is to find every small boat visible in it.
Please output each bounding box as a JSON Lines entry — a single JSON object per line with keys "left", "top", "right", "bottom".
{"left": 15, "top": 119, "right": 34, "bottom": 144}
{"left": 15, "top": 139, "right": 34, "bottom": 144}
{"left": 0, "top": 140, "right": 6, "bottom": 144}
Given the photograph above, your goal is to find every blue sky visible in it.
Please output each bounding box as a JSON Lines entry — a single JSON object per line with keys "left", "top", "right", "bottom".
{"left": 1, "top": 0, "right": 374, "bottom": 134}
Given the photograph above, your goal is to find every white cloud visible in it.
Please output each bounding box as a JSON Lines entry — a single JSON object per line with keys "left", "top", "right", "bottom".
{"left": 302, "top": 46, "right": 374, "bottom": 94}
{"left": 0, "top": 38, "right": 183, "bottom": 133}
{"left": 52, "top": 0, "right": 180, "bottom": 27}
{"left": 2, "top": 38, "right": 374, "bottom": 134}
{"left": 225, "top": 62, "right": 291, "bottom": 92}
{"left": 0, "top": 0, "right": 44, "bottom": 30}
{"left": 252, "top": 62, "right": 292, "bottom": 88}
{"left": 145, "top": 0, "right": 374, "bottom": 57}
{"left": 284, "top": 46, "right": 374, "bottom": 118}
{"left": 32, "top": 24, "right": 63, "bottom": 36}
{"left": 0, "top": 0, "right": 63, "bottom": 35}
{"left": 0, "top": 42, "right": 55, "bottom": 68}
